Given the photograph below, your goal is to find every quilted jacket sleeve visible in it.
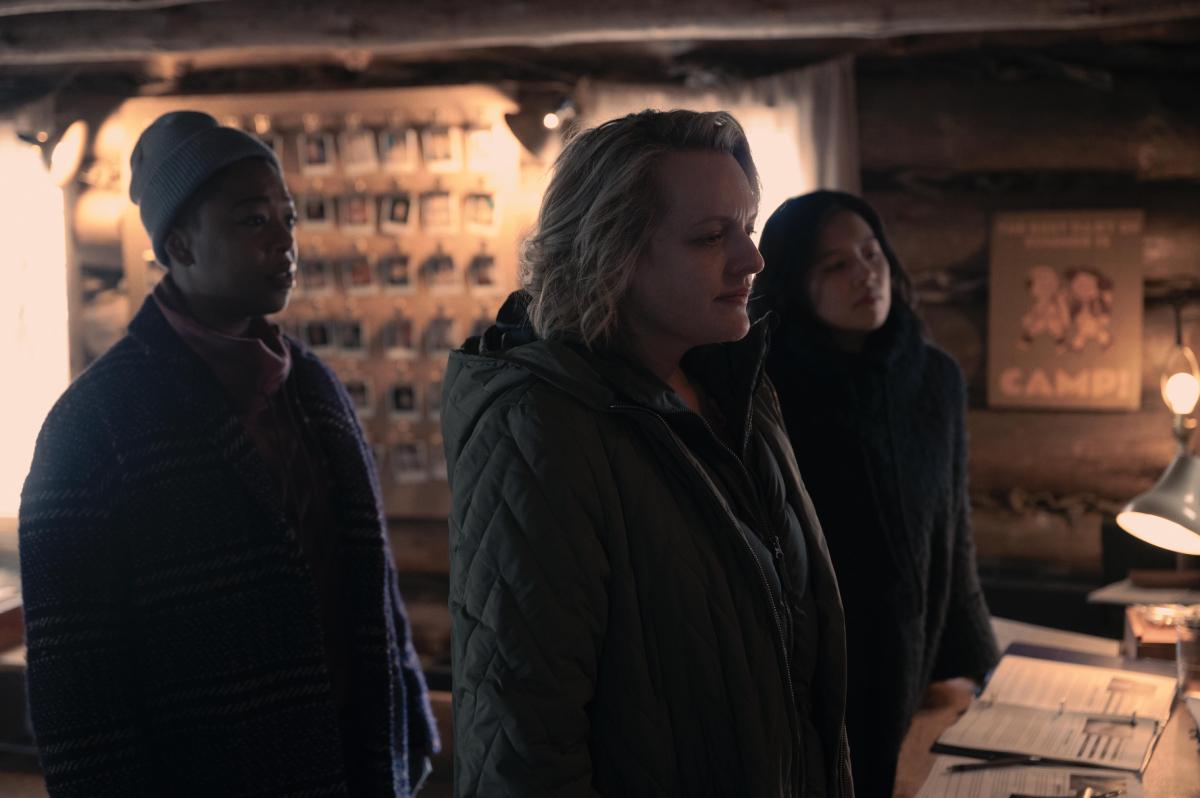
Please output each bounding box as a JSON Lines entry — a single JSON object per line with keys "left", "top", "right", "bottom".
{"left": 19, "top": 394, "right": 154, "bottom": 797}
{"left": 448, "top": 400, "right": 612, "bottom": 798}
{"left": 931, "top": 377, "right": 1000, "bottom": 682}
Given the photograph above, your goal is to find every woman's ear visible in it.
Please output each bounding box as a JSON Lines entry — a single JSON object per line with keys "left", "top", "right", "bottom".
{"left": 163, "top": 227, "right": 196, "bottom": 268}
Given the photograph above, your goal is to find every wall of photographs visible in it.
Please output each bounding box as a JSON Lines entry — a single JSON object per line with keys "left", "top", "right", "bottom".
{"left": 101, "top": 87, "right": 527, "bottom": 517}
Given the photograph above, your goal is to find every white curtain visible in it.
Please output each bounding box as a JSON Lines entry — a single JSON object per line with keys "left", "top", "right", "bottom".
{"left": 581, "top": 55, "right": 860, "bottom": 237}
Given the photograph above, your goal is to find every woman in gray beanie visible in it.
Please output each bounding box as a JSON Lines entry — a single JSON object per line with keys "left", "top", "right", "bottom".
{"left": 20, "top": 111, "right": 439, "bottom": 798}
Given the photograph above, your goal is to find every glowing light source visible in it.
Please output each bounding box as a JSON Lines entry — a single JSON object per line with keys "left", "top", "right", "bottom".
{"left": 49, "top": 120, "right": 88, "bottom": 188}
{"left": 1162, "top": 343, "right": 1200, "bottom": 415}
{"left": 542, "top": 112, "right": 561, "bottom": 130}
{"left": 0, "top": 124, "right": 70, "bottom": 520}
{"left": 1117, "top": 512, "right": 1200, "bottom": 555}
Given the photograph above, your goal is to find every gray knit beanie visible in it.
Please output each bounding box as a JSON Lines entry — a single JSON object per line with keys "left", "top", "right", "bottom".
{"left": 129, "top": 111, "right": 281, "bottom": 266}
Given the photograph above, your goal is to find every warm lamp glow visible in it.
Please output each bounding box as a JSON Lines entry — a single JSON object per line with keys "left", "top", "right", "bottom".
{"left": 542, "top": 112, "right": 561, "bottom": 130}
{"left": 1165, "top": 372, "right": 1200, "bottom": 415}
{"left": 49, "top": 120, "right": 88, "bottom": 187}
{"left": 1117, "top": 511, "right": 1200, "bottom": 555}
{"left": 1162, "top": 343, "right": 1200, "bottom": 415}
{"left": 0, "top": 125, "right": 70, "bottom": 519}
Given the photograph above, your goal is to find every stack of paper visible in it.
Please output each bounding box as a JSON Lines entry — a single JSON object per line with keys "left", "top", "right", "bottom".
{"left": 917, "top": 755, "right": 1145, "bottom": 798}
{"left": 933, "top": 653, "right": 1176, "bottom": 772}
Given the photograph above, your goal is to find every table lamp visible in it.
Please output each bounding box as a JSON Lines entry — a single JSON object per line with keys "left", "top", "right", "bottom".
{"left": 1117, "top": 306, "right": 1200, "bottom": 584}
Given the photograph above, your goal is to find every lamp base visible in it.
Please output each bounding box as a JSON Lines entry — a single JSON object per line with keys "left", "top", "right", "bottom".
{"left": 1129, "top": 568, "right": 1200, "bottom": 589}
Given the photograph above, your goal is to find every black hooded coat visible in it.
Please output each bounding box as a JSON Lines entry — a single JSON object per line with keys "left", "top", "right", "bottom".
{"left": 754, "top": 192, "right": 1000, "bottom": 797}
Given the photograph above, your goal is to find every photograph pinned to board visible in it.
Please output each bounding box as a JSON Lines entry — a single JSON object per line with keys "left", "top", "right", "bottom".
{"left": 378, "top": 253, "right": 414, "bottom": 295}
{"left": 303, "top": 319, "right": 336, "bottom": 354}
{"left": 387, "top": 381, "right": 422, "bottom": 422}
{"left": 420, "top": 190, "right": 458, "bottom": 235}
{"left": 379, "top": 192, "right": 416, "bottom": 236}
{"left": 299, "top": 259, "right": 334, "bottom": 296}
{"left": 464, "top": 124, "right": 500, "bottom": 173}
{"left": 390, "top": 440, "right": 429, "bottom": 484}
{"left": 426, "top": 380, "right": 442, "bottom": 423}
{"left": 342, "top": 375, "right": 375, "bottom": 419}
{"left": 462, "top": 191, "right": 503, "bottom": 237}
{"left": 299, "top": 195, "right": 333, "bottom": 231}
{"left": 253, "top": 131, "right": 285, "bottom": 162}
{"left": 428, "top": 435, "right": 448, "bottom": 481}
{"left": 424, "top": 311, "right": 457, "bottom": 359}
{"left": 467, "top": 251, "right": 502, "bottom": 296}
{"left": 469, "top": 307, "right": 494, "bottom": 340}
{"left": 337, "top": 318, "right": 367, "bottom": 355}
{"left": 338, "top": 128, "right": 379, "bottom": 176}
{"left": 987, "top": 209, "right": 1144, "bottom": 410}
{"left": 339, "top": 193, "right": 375, "bottom": 235}
{"left": 421, "top": 249, "right": 460, "bottom": 295}
{"left": 379, "top": 126, "right": 419, "bottom": 174}
{"left": 339, "top": 256, "right": 378, "bottom": 296}
{"left": 422, "top": 125, "right": 463, "bottom": 173}
{"left": 297, "top": 130, "right": 337, "bottom": 176}
{"left": 382, "top": 314, "right": 417, "bottom": 359}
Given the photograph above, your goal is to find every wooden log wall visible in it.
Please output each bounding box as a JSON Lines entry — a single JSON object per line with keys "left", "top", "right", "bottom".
{"left": 858, "top": 67, "right": 1200, "bottom": 571}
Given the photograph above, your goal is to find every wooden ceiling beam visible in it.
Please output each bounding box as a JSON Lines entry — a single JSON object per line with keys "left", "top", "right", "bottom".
{"left": 3, "top": 0, "right": 1200, "bottom": 66}
{"left": 0, "top": 0, "right": 224, "bottom": 18}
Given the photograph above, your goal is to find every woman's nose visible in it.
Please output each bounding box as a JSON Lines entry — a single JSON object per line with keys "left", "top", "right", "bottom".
{"left": 731, "top": 230, "right": 764, "bottom": 277}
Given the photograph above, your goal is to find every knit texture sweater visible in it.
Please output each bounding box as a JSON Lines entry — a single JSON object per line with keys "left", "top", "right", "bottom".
{"left": 20, "top": 296, "right": 438, "bottom": 797}
{"left": 765, "top": 304, "right": 999, "bottom": 798}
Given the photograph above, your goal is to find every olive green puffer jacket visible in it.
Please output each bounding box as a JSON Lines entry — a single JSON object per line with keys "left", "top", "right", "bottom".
{"left": 442, "top": 303, "right": 854, "bottom": 798}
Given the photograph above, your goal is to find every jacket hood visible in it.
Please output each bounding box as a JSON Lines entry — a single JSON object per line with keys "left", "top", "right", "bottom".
{"left": 442, "top": 291, "right": 774, "bottom": 471}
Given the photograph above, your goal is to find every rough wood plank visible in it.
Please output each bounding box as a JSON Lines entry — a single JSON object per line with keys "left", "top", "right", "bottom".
{"left": 0, "top": 0, "right": 223, "bottom": 18}
{"left": 6, "top": 0, "right": 1200, "bottom": 65}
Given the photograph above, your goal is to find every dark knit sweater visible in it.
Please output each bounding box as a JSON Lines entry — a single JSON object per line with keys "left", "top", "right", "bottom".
{"left": 19, "top": 296, "right": 438, "bottom": 798}
{"left": 765, "top": 304, "right": 999, "bottom": 798}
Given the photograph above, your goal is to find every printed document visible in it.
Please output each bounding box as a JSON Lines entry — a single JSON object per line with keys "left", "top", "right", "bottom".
{"left": 916, "top": 755, "right": 1145, "bottom": 798}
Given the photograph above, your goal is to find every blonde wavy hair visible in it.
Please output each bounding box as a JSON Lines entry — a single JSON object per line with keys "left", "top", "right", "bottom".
{"left": 519, "top": 109, "right": 760, "bottom": 348}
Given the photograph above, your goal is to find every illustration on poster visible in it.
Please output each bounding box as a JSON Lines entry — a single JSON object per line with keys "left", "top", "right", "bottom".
{"left": 1018, "top": 264, "right": 1114, "bottom": 354}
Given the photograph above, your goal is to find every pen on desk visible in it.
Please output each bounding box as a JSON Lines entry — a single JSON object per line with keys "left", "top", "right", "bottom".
{"left": 947, "top": 755, "right": 1043, "bottom": 772}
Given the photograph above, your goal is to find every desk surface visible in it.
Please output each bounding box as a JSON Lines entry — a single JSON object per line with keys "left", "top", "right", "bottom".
{"left": 896, "top": 680, "right": 1200, "bottom": 798}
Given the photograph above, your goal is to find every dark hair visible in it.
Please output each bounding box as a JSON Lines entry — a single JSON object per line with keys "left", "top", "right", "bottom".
{"left": 749, "top": 189, "right": 914, "bottom": 321}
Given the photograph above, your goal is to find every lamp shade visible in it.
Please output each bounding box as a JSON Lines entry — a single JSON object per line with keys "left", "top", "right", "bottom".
{"left": 1117, "top": 452, "right": 1200, "bottom": 555}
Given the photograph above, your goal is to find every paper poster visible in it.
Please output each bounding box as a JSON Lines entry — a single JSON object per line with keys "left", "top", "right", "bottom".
{"left": 987, "top": 210, "right": 1144, "bottom": 410}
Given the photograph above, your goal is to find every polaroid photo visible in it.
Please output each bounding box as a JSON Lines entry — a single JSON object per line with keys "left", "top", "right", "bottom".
{"left": 387, "top": 381, "right": 422, "bottom": 422}
{"left": 462, "top": 192, "right": 503, "bottom": 237}
{"left": 338, "top": 318, "right": 368, "bottom": 355}
{"left": 379, "top": 192, "right": 416, "bottom": 236}
{"left": 428, "top": 436, "right": 448, "bottom": 481}
{"left": 299, "top": 195, "right": 333, "bottom": 231}
{"left": 422, "top": 125, "right": 463, "bottom": 173}
{"left": 426, "top": 380, "right": 443, "bottom": 423}
{"left": 464, "top": 125, "right": 499, "bottom": 173}
{"left": 419, "top": 190, "right": 458, "bottom": 235}
{"left": 469, "top": 310, "right": 493, "bottom": 340}
{"left": 379, "top": 127, "right": 419, "bottom": 174}
{"left": 303, "top": 319, "right": 336, "bottom": 353}
{"left": 297, "top": 131, "right": 337, "bottom": 176}
{"left": 254, "top": 132, "right": 285, "bottom": 162}
{"left": 382, "top": 315, "right": 417, "bottom": 360}
{"left": 390, "top": 441, "right": 429, "bottom": 484}
{"left": 378, "top": 253, "right": 414, "bottom": 295}
{"left": 338, "top": 128, "right": 379, "bottom": 176}
{"left": 466, "top": 253, "right": 502, "bottom": 296}
{"left": 339, "top": 257, "right": 377, "bottom": 296}
{"left": 421, "top": 252, "right": 461, "bottom": 295}
{"left": 423, "top": 315, "right": 457, "bottom": 359}
{"left": 342, "top": 376, "right": 375, "bottom": 419}
{"left": 299, "top": 259, "right": 334, "bottom": 296}
{"left": 339, "top": 194, "right": 376, "bottom": 235}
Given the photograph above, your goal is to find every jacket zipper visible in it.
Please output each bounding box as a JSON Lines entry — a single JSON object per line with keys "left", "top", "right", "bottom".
{"left": 610, "top": 403, "right": 804, "bottom": 793}
{"left": 768, "top": 382, "right": 851, "bottom": 798}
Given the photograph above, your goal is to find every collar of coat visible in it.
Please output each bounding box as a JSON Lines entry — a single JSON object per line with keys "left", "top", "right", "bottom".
{"left": 449, "top": 290, "right": 775, "bottom": 455}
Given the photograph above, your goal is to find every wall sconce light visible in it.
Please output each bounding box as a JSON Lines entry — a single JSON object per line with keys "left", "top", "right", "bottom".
{"left": 505, "top": 88, "right": 574, "bottom": 157}
{"left": 1117, "top": 304, "right": 1200, "bottom": 562}
{"left": 48, "top": 120, "right": 88, "bottom": 188}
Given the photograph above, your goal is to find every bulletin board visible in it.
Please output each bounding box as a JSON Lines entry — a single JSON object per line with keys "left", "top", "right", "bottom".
{"left": 101, "top": 87, "right": 527, "bottom": 517}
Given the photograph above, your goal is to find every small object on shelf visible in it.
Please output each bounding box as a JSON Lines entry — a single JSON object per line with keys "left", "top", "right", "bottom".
{"left": 1122, "top": 605, "right": 1179, "bottom": 661}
